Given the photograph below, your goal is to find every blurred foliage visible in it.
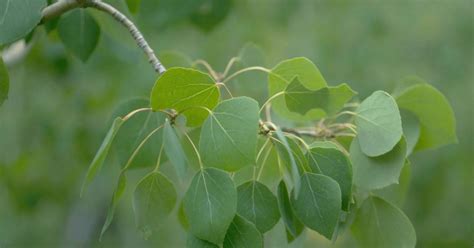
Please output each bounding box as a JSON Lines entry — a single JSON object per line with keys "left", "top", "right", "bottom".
{"left": 0, "top": 0, "right": 472, "bottom": 247}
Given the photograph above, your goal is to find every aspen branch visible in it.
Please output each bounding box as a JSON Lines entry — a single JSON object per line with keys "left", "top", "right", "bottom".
{"left": 41, "top": 0, "right": 166, "bottom": 74}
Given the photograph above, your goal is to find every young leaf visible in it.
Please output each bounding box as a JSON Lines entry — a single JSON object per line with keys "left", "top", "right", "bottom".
{"left": 163, "top": 119, "right": 188, "bottom": 179}
{"left": 126, "top": 0, "right": 141, "bottom": 14}
{"left": 223, "top": 215, "right": 264, "bottom": 248}
{"left": 0, "top": 58, "right": 9, "bottom": 106}
{"left": 187, "top": 234, "right": 219, "bottom": 248}
{"left": 276, "top": 181, "right": 304, "bottom": 240}
{"left": 350, "top": 137, "right": 407, "bottom": 190}
{"left": 100, "top": 173, "right": 127, "bottom": 240}
{"left": 395, "top": 81, "right": 457, "bottom": 151}
{"left": 0, "top": 0, "right": 46, "bottom": 45}
{"left": 290, "top": 173, "right": 341, "bottom": 239}
{"left": 236, "top": 181, "right": 280, "bottom": 233}
{"left": 401, "top": 111, "right": 420, "bottom": 156}
{"left": 150, "top": 68, "right": 220, "bottom": 127}
{"left": 373, "top": 160, "right": 411, "bottom": 206}
{"left": 351, "top": 196, "right": 416, "bottom": 248}
{"left": 355, "top": 91, "right": 402, "bottom": 157}
{"left": 284, "top": 77, "right": 356, "bottom": 116}
{"left": 268, "top": 57, "right": 327, "bottom": 121}
{"left": 199, "top": 97, "right": 259, "bottom": 171}
{"left": 307, "top": 147, "right": 353, "bottom": 211}
{"left": 81, "top": 117, "right": 124, "bottom": 196}
{"left": 133, "top": 172, "right": 177, "bottom": 237}
{"left": 58, "top": 9, "right": 101, "bottom": 62}
{"left": 183, "top": 168, "right": 237, "bottom": 244}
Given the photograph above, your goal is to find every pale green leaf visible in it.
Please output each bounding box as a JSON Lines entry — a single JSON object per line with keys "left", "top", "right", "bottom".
{"left": 223, "top": 215, "right": 263, "bottom": 248}
{"left": 285, "top": 77, "right": 356, "bottom": 116}
{"left": 163, "top": 119, "right": 188, "bottom": 179}
{"left": 150, "top": 68, "right": 219, "bottom": 127}
{"left": 183, "top": 168, "right": 237, "bottom": 244}
{"left": 355, "top": 91, "right": 402, "bottom": 157}
{"left": 307, "top": 147, "right": 353, "bottom": 211}
{"left": 58, "top": 9, "right": 101, "bottom": 62}
{"left": 291, "top": 173, "right": 341, "bottom": 239}
{"left": 350, "top": 137, "right": 407, "bottom": 190}
{"left": 100, "top": 173, "right": 127, "bottom": 240}
{"left": 125, "top": 0, "right": 141, "bottom": 14}
{"left": 0, "top": 58, "right": 9, "bottom": 106}
{"left": 351, "top": 196, "right": 416, "bottom": 248}
{"left": 133, "top": 172, "right": 177, "bottom": 237}
{"left": 395, "top": 81, "right": 457, "bottom": 151}
{"left": 373, "top": 160, "right": 411, "bottom": 206}
{"left": 236, "top": 180, "right": 280, "bottom": 233}
{"left": 199, "top": 97, "right": 259, "bottom": 171}
{"left": 81, "top": 117, "right": 124, "bottom": 196}
{"left": 276, "top": 180, "right": 304, "bottom": 239}
{"left": 187, "top": 235, "right": 219, "bottom": 248}
{"left": 401, "top": 111, "right": 420, "bottom": 155}
{"left": 0, "top": 0, "right": 46, "bottom": 45}
{"left": 268, "top": 57, "right": 327, "bottom": 121}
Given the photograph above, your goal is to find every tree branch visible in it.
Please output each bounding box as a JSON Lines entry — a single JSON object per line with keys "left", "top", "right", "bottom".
{"left": 41, "top": 0, "right": 166, "bottom": 74}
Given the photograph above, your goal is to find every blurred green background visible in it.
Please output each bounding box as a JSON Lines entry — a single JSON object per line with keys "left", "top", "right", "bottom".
{"left": 0, "top": 0, "right": 472, "bottom": 247}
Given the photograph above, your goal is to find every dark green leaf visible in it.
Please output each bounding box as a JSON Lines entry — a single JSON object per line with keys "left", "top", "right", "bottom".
{"left": 163, "top": 119, "right": 188, "bottom": 179}
{"left": 190, "top": 0, "right": 232, "bottom": 32}
{"left": 285, "top": 77, "right": 356, "bottom": 116}
{"left": 350, "top": 137, "right": 407, "bottom": 190}
{"left": 183, "top": 168, "right": 237, "bottom": 244}
{"left": 187, "top": 234, "right": 219, "bottom": 248}
{"left": 291, "top": 173, "right": 341, "bottom": 239}
{"left": 355, "top": 91, "right": 402, "bottom": 157}
{"left": 373, "top": 160, "right": 411, "bottom": 206}
{"left": 0, "top": 0, "right": 46, "bottom": 45}
{"left": 58, "top": 9, "right": 101, "bottom": 62}
{"left": 199, "top": 97, "right": 259, "bottom": 171}
{"left": 268, "top": 57, "right": 327, "bottom": 121}
{"left": 126, "top": 0, "right": 141, "bottom": 14}
{"left": 236, "top": 181, "right": 280, "bottom": 233}
{"left": 0, "top": 58, "right": 9, "bottom": 106}
{"left": 223, "top": 215, "right": 263, "bottom": 248}
{"left": 395, "top": 80, "right": 457, "bottom": 151}
{"left": 308, "top": 141, "right": 340, "bottom": 150}
{"left": 100, "top": 173, "right": 127, "bottom": 240}
{"left": 276, "top": 180, "right": 304, "bottom": 239}
{"left": 150, "top": 68, "right": 219, "bottom": 127}
{"left": 133, "top": 172, "right": 177, "bottom": 237}
{"left": 307, "top": 147, "right": 352, "bottom": 211}
{"left": 351, "top": 196, "right": 416, "bottom": 248}
{"left": 81, "top": 117, "right": 124, "bottom": 196}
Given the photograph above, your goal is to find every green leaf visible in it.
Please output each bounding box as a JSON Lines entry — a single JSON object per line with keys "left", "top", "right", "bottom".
{"left": 268, "top": 57, "right": 327, "bottom": 121}
{"left": 284, "top": 77, "right": 356, "bottom": 116}
{"left": 125, "top": 0, "right": 141, "bottom": 14}
{"left": 100, "top": 173, "right": 127, "bottom": 240}
{"left": 0, "top": 0, "right": 46, "bottom": 45}
{"left": 307, "top": 147, "right": 353, "bottom": 211}
{"left": 81, "top": 117, "right": 124, "bottom": 196}
{"left": 187, "top": 234, "right": 219, "bottom": 248}
{"left": 199, "top": 97, "right": 259, "bottom": 171}
{"left": 236, "top": 181, "right": 280, "bottom": 233}
{"left": 183, "top": 168, "right": 237, "bottom": 244}
{"left": 0, "top": 58, "right": 9, "bottom": 106}
{"left": 190, "top": 0, "right": 232, "bottom": 32}
{"left": 160, "top": 51, "right": 193, "bottom": 68}
{"left": 58, "top": 9, "right": 101, "bottom": 62}
{"left": 133, "top": 172, "right": 177, "bottom": 238}
{"left": 178, "top": 201, "right": 189, "bottom": 230}
{"left": 308, "top": 141, "right": 340, "bottom": 150}
{"left": 291, "top": 173, "right": 341, "bottom": 239}
{"left": 350, "top": 137, "right": 407, "bottom": 190}
{"left": 163, "top": 119, "right": 188, "bottom": 179}
{"left": 272, "top": 131, "right": 307, "bottom": 194}
{"left": 150, "top": 68, "right": 220, "bottom": 127}
{"left": 373, "top": 160, "right": 411, "bottom": 206}
{"left": 276, "top": 180, "right": 304, "bottom": 240}
{"left": 223, "top": 215, "right": 264, "bottom": 248}
{"left": 355, "top": 91, "right": 402, "bottom": 157}
{"left": 395, "top": 80, "right": 457, "bottom": 151}
{"left": 351, "top": 196, "right": 416, "bottom": 248}
{"left": 401, "top": 111, "right": 420, "bottom": 156}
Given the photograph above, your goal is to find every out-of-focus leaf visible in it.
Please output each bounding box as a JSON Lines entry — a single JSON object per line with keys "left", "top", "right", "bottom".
{"left": 0, "top": 58, "right": 9, "bottom": 106}
{"left": 401, "top": 111, "right": 420, "bottom": 156}
{"left": 190, "top": 0, "right": 232, "bottom": 32}
{"left": 100, "top": 173, "right": 127, "bottom": 240}
{"left": 159, "top": 51, "right": 193, "bottom": 68}
{"left": 125, "top": 0, "right": 141, "bottom": 14}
